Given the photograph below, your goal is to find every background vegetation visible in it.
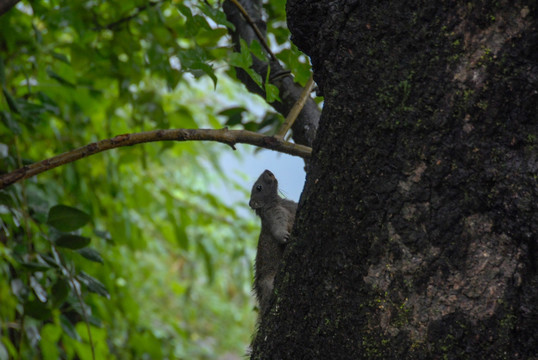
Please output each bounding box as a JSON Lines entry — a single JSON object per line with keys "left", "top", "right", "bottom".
{"left": 0, "top": 0, "right": 315, "bottom": 358}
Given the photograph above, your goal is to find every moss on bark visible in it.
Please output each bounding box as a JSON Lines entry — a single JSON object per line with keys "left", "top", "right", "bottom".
{"left": 251, "top": 1, "right": 538, "bottom": 359}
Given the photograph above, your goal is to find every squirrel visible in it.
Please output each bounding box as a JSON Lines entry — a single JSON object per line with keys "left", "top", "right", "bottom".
{"left": 249, "top": 170, "right": 297, "bottom": 317}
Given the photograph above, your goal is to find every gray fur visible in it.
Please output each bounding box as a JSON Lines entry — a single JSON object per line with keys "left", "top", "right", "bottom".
{"left": 249, "top": 170, "right": 297, "bottom": 317}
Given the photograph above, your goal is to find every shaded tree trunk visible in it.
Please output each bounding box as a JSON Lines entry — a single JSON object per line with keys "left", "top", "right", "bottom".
{"left": 0, "top": 0, "right": 20, "bottom": 17}
{"left": 251, "top": 1, "right": 538, "bottom": 359}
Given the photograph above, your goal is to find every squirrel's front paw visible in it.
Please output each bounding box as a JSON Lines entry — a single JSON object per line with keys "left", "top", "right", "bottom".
{"left": 280, "top": 231, "right": 290, "bottom": 244}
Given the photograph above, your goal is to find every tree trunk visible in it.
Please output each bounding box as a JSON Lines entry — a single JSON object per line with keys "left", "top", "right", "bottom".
{"left": 251, "top": 1, "right": 538, "bottom": 359}
{"left": 0, "top": 0, "right": 20, "bottom": 17}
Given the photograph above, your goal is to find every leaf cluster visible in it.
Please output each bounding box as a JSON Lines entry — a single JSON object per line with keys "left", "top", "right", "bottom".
{"left": 0, "top": 0, "right": 297, "bottom": 358}
{"left": 0, "top": 0, "right": 317, "bottom": 357}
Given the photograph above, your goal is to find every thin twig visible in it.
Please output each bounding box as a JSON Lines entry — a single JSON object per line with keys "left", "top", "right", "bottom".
{"left": 93, "top": 0, "right": 164, "bottom": 30}
{"left": 68, "top": 274, "right": 95, "bottom": 360}
{"left": 226, "top": 0, "right": 277, "bottom": 62}
{"left": 276, "top": 74, "right": 315, "bottom": 138}
{"left": 0, "top": 128, "right": 312, "bottom": 189}
{"left": 16, "top": 316, "right": 24, "bottom": 360}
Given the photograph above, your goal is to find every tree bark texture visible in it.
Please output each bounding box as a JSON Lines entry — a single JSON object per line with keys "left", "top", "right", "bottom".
{"left": 251, "top": 1, "right": 537, "bottom": 359}
{"left": 0, "top": 0, "right": 20, "bottom": 17}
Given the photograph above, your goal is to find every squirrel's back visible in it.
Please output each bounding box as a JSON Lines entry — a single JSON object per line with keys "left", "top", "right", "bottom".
{"left": 249, "top": 170, "right": 298, "bottom": 316}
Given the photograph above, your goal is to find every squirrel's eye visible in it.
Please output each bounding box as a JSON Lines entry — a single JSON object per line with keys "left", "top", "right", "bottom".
{"left": 256, "top": 185, "right": 262, "bottom": 191}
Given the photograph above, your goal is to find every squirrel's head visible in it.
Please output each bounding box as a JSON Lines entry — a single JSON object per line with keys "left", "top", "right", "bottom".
{"left": 249, "top": 170, "right": 278, "bottom": 209}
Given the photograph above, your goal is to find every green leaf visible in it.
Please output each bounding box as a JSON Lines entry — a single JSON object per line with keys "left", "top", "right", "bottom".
{"left": 36, "top": 91, "right": 60, "bottom": 115}
{"left": 168, "top": 211, "right": 189, "bottom": 250}
{"left": 77, "top": 247, "right": 104, "bottom": 263}
{"left": 228, "top": 39, "right": 265, "bottom": 87}
{"left": 16, "top": 99, "right": 47, "bottom": 123}
{"left": 18, "top": 261, "right": 52, "bottom": 272}
{"left": 197, "top": 241, "right": 214, "bottom": 283}
{"left": 2, "top": 87, "right": 20, "bottom": 114}
{"left": 10, "top": 279, "right": 27, "bottom": 300}
{"left": 77, "top": 271, "right": 110, "bottom": 299}
{"left": 0, "top": 341, "right": 8, "bottom": 360}
{"left": 260, "top": 112, "right": 284, "bottom": 129}
{"left": 276, "top": 45, "right": 313, "bottom": 85}
{"left": 0, "top": 111, "right": 21, "bottom": 134}
{"left": 24, "top": 300, "right": 52, "bottom": 320}
{"left": 243, "top": 120, "right": 259, "bottom": 132}
{"left": 265, "top": 83, "right": 280, "bottom": 103}
{"left": 47, "top": 205, "right": 90, "bottom": 232}
{"left": 46, "top": 68, "right": 75, "bottom": 88}
{"left": 249, "top": 40, "right": 266, "bottom": 61}
{"left": 55, "top": 234, "right": 91, "bottom": 250}
{"left": 198, "top": 3, "right": 235, "bottom": 31}
{"left": 94, "top": 229, "right": 112, "bottom": 242}
{"left": 51, "top": 278, "right": 69, "bottom": 307}
{"left": 60, "top": 315, "right": 80, "bottom": 341}
{"left": 229, "top": 47, "right": 250, "bottom": 69}
{"left": 30, "top": 276, "right": 48, "bottom": 302}
{"left": 40, "top": 254, "right": 61, "bottom": 269}
{"left": 265, "top": 66, "right": 280, "bottom": 102}
{"left": 0, "top": 337, "right": 16, "bottom": 360}
{"left": 229, "top": 39, "right": 254, "bottom": 69}
{"left": 176, "top": 4, "right": 193, "bottom": 20}
{"left": 0, "top": 143, "right": 8, "bottom": 158}
{"left": 219, "top": 107, "right": 246, "bottom": 126}
{"left": 191, "top": 61, "right": 217, "bottom": 88}
{"left": 40, "top": 324, "right": 62, "bottom": 360}
{"left": 0, "top": 56, "right": 5, "bottom": 86}
{"left": 32, "top": 23, "right": 43, "bottom": 44}
{"left": 1, "top": 337, "right": 16, "bottom": 360}
{"left": 51, "top": 51, "right": 70, "bottom": 64}
{"left": 245, "top": 68, "right": 262, "bottom": 88}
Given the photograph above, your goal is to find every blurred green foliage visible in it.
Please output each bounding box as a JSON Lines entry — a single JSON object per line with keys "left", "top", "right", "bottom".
{"left": 0, "top": 0, "right": 313, "bottom": 358}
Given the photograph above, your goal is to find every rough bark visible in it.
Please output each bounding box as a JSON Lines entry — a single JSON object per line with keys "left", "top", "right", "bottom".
{"left": 223, "top": 0, "right": 320, "bottom": 147}
{"left": 0, "top": 0, "right": 19, "bottom": 17}
{"left": 251, "top": 1, "right": 538, "bottom": 359}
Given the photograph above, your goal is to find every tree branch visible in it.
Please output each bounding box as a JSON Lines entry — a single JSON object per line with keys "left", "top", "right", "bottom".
{"left": 92, "top": 0, "right": 164, "bottom": 30}
{"left": 222, "top": 0, "right": 320, "bottom": 147}
{"left": 0, "top": 128, "right": 312, "bottom": 189}
{"left": 276, "top": 73, "right": 315, "bottom": 138}
{"left": 227, "top": 0, "right": 277, "bottom": 61}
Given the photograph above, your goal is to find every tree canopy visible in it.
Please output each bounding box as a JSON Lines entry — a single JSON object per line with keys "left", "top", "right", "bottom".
{"left": 0, "top": 1, "right": 318, "bottom": 358}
